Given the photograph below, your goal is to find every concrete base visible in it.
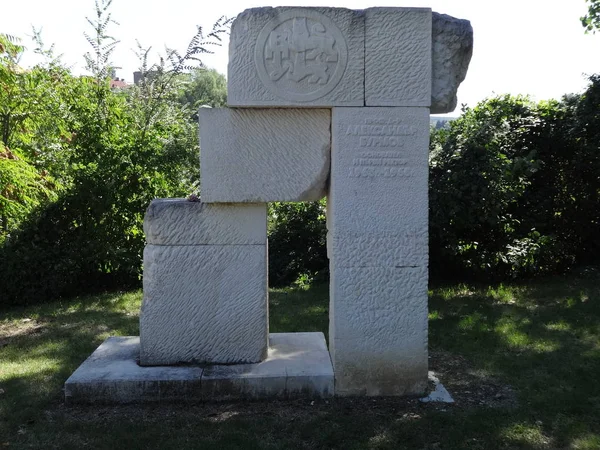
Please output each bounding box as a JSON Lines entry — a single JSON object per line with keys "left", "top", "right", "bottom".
{"left": 65, "top": 333, "right": 333, "bottom": 404}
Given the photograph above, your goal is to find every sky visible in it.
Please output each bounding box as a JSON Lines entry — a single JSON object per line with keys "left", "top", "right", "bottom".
{"left": 2, "top": 0, "right": 600, "bottom": 114}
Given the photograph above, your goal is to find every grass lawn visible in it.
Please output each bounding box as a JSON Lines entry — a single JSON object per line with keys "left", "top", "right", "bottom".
{"left": 1, "top": 269, "right": 600, "bottom": 449}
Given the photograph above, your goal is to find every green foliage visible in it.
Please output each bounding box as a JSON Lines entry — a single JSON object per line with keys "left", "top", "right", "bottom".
{"left": 178, "top": 68, "right": 227, "bottom": 113}
{"left": 0, "top": 146, "right": 58, "bottom": 242}
{"left": 582, "top": 0, "right": 600, "bottom": 33}
{"left": 268, "top": 200, "right": 328, "bottom": 287}
{"left": 0, "top": 4, "right": 230, "bottom": 306}
{"left": 430, "top": 82, "right": 600, "bottom": 278}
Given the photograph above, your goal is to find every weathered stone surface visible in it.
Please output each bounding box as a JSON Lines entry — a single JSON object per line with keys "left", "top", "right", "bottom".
{"left": 202, "top": 333, "right": 334, "bottom": 400}
{"left": 199, "top": 108, "right": 330, "bottom": 202}
{"left": 327, "top": 107, "right": 429, "bottom": 238}
{"left": 330, "top": 266, "right": 428, "bottom": 396}
{"left": 65, "top": 334, "right": 333, "bottom": 403}
{"left": 365, "top": 8, "right": 432, "bottom": 107}
{"left": 140, "top": 244, "right": 268, "bottom": 366}
{"left": 227, "top": 7, "right": 364, "bottom": 107}
{"left": 144, "top": 199, "right": 266, "bottom": 246}
{"left": 328, "top": 107, "right": 429, "bottom": 396}
{"left": 65, "top": 337, "right": 204, "bottom": 404}
{"left": 431, "top": 12, "right": 474, "bottom": 114}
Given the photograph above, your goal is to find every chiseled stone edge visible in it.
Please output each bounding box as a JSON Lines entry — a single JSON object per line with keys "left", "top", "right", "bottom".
{"left": 431, "top": 12, "right": 474, "bottom": 113}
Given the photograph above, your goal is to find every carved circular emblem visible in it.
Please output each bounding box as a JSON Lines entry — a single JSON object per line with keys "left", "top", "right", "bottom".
{"left": 255, "top": 9, "right": 348, "bottom": 102}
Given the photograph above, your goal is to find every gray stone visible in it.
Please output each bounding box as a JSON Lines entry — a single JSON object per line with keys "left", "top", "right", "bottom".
{"left": 328, "top": 107, "right": 429, "bottom": 396}
{"left": 144, "top": 199, "right": 267, "bottom": 246}
{"left": 65, "top": 334, "right": 333, "bottom": 404}
{"left": 420, "top": 371, "right": 455, "bottom": 403}
{"left": 227, "top": 7, "right": 364, "bottom": 107}
{"left": 64, "top": 337, "right": 204, "bottom": 404}
{"left": 140, "top": 244, "right": 268, "bottom": 366}
{"left": 199, "top": 108, "right": 331, "bottom": 202}
{"left": 202, "top": 332, "right": 334, "bottom": 399}
{"left": 431, "top": 12, "right": 474, "bottom": 114}
{"left": 365, "top": 8, "right": 432, "bottom": 107}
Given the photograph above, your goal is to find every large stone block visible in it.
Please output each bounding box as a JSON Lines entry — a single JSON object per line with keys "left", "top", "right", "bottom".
{"left": 199, "top": 108, "right": 330, "bottom": 202}
{"left": 431, "top": 12, "right": 474, "bottom": 114}
{"left": 227, "top": 7, "right": 364, "bottom": 107}
{"left": 330, "top": 266, "right": 428, "bottom": 396}
{"left": 140, "top": 244, "right": 268, "bottom": 366}
{"left": 144, "top": 199, "right": 266, "bottom": 246}
{"left": 365, "top": 8, "right": 432, "bottom": 107}
{"left": 328, "top": 107, "right": 429, "bottom": 396}
{"left": 327, "top": 107, "right": 429, "bottom": 238}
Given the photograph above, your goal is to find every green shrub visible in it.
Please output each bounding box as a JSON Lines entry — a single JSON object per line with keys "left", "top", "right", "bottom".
{"left": 429, "top": 79, "right": 600, "bottom": 279}
{"left": 268, "top": 200, "right": 328, "bottom": 287}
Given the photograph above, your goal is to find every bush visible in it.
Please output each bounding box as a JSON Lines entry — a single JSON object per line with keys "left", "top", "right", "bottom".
{"left": 0, "top": 4, "right": 229, "bottom": 306}
{"left": 429, "top": 79, "right": 600, "bottom": 279}
{"left": 268, "top": 200, "right": 328, "bottom": 287}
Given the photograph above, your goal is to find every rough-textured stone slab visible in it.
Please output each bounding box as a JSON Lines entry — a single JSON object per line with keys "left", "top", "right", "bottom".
{"left": 431, "top": 12, "right": 473, "bottom": 114}
{"left": 227, "top": 7, "right": 364, "bottom": 107}
{"left": 365, "top": 8, "right": 432, "bottom": 107}
{"left": 327, "top": 107, "right": 429, "bottom": 239}
{"left": 202, "top": 333, "right": 333, "bottom": 399}
{"left": 140, "top": 244, "right": 268, "bottom": 366}
{"left": 144, "top": 199, "right": 266, "bottom": 246}
{"left": 328, "top": 107, "right": 429, "bottom": 396}
{"left": 64, "top": 337, "right": 204, "bottom": 404}
{"left": 200, "top": 108, "right": 330, "bottom": 202}
{"left": 65, "top": 334, "right": 333, "bottom": 404}
{"left": 330, "top": 266, "right": 428, "bottom": 396}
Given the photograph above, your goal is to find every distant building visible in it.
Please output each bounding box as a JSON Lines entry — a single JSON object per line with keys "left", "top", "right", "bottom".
{"left": 110, "top": 78, "right": 128, "bottom": 89}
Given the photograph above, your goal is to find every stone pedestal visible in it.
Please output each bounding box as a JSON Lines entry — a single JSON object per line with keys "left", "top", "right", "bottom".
{"left": 65, "top": 334, "right": 333, "bottom": 404}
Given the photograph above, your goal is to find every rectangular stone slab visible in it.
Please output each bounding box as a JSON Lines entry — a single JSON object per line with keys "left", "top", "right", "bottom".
{"left": 200, "top": 108, "right": 330, "bottom": 202}
{"left": 227, "top": 7, "right": 364, "bottom": 107}
{"left": 365, "top": 8, "right": 432, "bottom": 107}
{"left": 202, "top": 332, "right": 334, "bottom": 400}
{"left": 330, "top": 266, "right": 428, "bottom": 396}
{"left": 144, "top": 199, "right": 266, "bottom": 246}
{"left": 327, "top": 107, "right": 429, "bottom": 266}
{"left": 328, "top": 107, "right": 429, "bottom": 396}
{"left": 140, "top": 244, "right": 268, "bottom": 365}
{"left": 64, "top": 337, "right": 204, "bottom": 404}
{"left": 64, "top": 334, "right": 333, "bottom": 404}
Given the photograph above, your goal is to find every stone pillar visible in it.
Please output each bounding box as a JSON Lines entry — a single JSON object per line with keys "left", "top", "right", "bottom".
{"left": 327, "top": 7, "right": 432, "bottom": 396}
{"left": 140, "top": 199, "right": 268, "bottom": 366}
{"left": 328, "top": 107, "right": 430, "bottom": 396}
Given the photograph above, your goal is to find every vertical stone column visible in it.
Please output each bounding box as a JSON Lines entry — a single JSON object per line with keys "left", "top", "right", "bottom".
{"left": 328, "top": 107, "right": 430, "bottom": 396}
{"left": 328, "top": 7, "right": 432, "bottom": 396}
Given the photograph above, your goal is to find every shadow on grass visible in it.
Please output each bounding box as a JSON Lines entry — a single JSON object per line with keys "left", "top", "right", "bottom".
{"left": 1, "top": 272, "right": 599, "bottom": 449}
{"left": 429, "top": 268, "right": 600, "bottom": 448}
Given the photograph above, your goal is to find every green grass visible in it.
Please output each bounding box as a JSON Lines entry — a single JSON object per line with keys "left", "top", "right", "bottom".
{"left": 1, "top": 269, "right": 599, "bottom": 449}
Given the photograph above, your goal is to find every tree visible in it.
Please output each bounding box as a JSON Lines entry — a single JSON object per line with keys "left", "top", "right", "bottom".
{"left": 178, "top": 68, "right": 227, "bottom": 114}
{"left": 0, "top": 2, "right": 232, "bottom": 306}
{"left": 582, "top": 0, "right": 600, "bottom": 33}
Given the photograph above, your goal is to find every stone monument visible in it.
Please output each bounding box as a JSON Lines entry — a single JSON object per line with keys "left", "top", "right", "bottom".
{"left": 64, "top": 7, "right": 472, "bottom": 403}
